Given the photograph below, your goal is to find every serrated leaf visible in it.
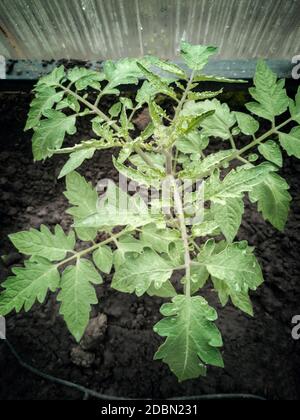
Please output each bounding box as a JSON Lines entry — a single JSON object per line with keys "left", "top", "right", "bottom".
{"left": 112, "top": 249, "right": 174, "bottom": 297}
{"left": 0, "top": 258, "right": 60, "bottom": 315}
{"left": 36, "top": 66, "right": 65, "bottom": 88}
{"left": 56, "top": 94, "right": 80, "bottom": 113}
{"left": 93, "top": 245, "right": 113, "bottom": 274}
{"left": 130, "top": 153, "right": 165, "bottom": 173}
{"left": 212, "top": 197, "right": 244, "bottom": 243}
{"left": 141, "top": 224, "right": 181, "bottom": 254}
{"left": 143, "top": 55, "right": 186, "bottom": 79}
{"left": 258, "top": 140, "right": 283, "bottom": 167}
{"left": 212, "top": 277, "right": 253, "bottom": 316}
{"left": 59, "top": 148, "right": 96, "bottom": 179}
{"left": 180, "top": 41, "right": 218, "bottom": 71}
{"left": 279, "top": 127, "right": 300, "bottom": 159}
{"left": 32, "top": 110, "right": 77, "bottom": 161}
{"left": 25, "top": 87, "right": 64, "bottom": 131}
{"left": 117, "top": 234, "right": 146, "bottom": 256}
{"left": 205, "top": 242, "right": 264, "bottom": 292}
{"left": 182, "top": 99, "right": 236, "bottom": 140}
{"left": 9, "top": 225, "right": 75, "bottom": 262}
{"left": 137, "top": 63, "right": 177, "bottom": 100}
{"left": 136, "top": 81, "right": 160, "bottom": 105}
{"left": 179, "top": 150, "right": 233, "bottom": 180}
{"left": 192, "top": 220, "right": 220, "bottom": 238}
{"left": 113, "top": 156, "right": 164, "bottom": 188}
{"left": 234, "top": 112, "right": 259, "bottom": 136}
{"left": 175, "top": 131, "right": 209, "bottom": 154}
{"left": 206, "top": 163, "right": 274, "bottom": 202}
{"left": 58, "top": 259, "right": 102, "bottom": 342}
{"left": 246, "top": 60, "right": 289, "bottom": 121}
{"left": 194, "top": 74, "right": 247, "bottom": 84}
{"left": 147, "top": 281, "right": 177, "bottom": 298}
{"left": 103, "top": 59, "right": 143, "bottom": 94}
{"left": 154, "top": 295, "right": 223, "bottom": 382}
{"left": 176, "top": 110, "right": 215, "bottom": 135}
{"left": 109, "top": 102, "right": 122, "bottom": 118}
{"left": 75, "top": 182, "right": 160, "bottom": 230}
{"left": 187, "top": 89, "right": 223, "bottom": 101}
{"left": 64, "top": 172, "right": 98, "bottom": 241}
{"left": 249, "top": 171, "right": 291, "bottom": 231}
{"left": 68, "top": 68, "right": 105, "bottom": 91}
{"left": 289, "top": 86, "right": 300, "bottom": 124}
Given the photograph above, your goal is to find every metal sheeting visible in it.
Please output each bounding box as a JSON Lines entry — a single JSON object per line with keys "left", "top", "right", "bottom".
{"left": 0, "top": 0, "right": 299, "bottom": 60}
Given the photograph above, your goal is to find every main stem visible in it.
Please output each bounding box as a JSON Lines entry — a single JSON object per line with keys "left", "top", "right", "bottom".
{"left": 172, "top": 177, "right": 191, "bottom": 298}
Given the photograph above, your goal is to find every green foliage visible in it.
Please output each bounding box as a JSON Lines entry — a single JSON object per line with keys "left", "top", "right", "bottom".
{"left": 1, "top": 41, "right": 300, "bottom": 383}
{"left": 154, "top": 296, "right": 223, "bottom": 381}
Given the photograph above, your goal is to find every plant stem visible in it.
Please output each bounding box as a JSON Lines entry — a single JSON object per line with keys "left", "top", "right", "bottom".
{"left": 173, "top": 70, "right": 195, "bottom": 121}
{"left": 171, "top": 177, "right": 191, "bottom": 298}
{"left": 56, "top": 228, "right": 130, "bottom": 269}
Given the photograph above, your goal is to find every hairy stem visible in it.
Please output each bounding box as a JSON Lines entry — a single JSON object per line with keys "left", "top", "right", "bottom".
{"left": 173, "top": 70, "right": 196, "bottom": 121}
{"left": 56, "top": 228, "right": 130, "bottom": 269}
{"left": 172, "top": 177, "right": 191, "bottom": 298}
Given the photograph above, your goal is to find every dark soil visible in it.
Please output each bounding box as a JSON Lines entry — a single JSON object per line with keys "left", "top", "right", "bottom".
{"left": 0, "top": 91, "right": 300, "bottom": 401}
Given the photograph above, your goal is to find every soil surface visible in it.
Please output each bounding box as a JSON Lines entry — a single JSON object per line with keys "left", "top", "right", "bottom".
{"left": 0, "top": 91, "right": 300, "bottom": 400}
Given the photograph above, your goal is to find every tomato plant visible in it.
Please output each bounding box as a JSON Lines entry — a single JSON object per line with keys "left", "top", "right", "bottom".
{"left": 1, "top": 42, "right": 300, "bottom": 381}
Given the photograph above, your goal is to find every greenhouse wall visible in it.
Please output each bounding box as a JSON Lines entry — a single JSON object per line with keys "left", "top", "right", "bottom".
{"left": 0, "top": 0, "right": 299, "bottom": 61}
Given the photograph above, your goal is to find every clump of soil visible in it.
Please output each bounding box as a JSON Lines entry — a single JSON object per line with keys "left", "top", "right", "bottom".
{"left": 0, "top": 91, "right": 300, "bottom": 400}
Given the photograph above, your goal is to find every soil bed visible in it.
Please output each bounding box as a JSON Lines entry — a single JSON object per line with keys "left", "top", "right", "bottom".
{"left": 0, "top": 91, "right": 300, "bottom": 400}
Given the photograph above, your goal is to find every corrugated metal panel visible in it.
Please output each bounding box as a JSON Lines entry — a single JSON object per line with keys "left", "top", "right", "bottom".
{"left": 0, "top": 0, "right": 299, "bottom": 60}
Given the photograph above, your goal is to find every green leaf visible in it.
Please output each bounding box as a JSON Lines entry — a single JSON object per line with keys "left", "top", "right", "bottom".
{"left": 192, "top": 220, "right": 220, "bottom": 238}
{"left": 179, "top": 150, "right": 233, "bottom": 180}
{"left": 113, "top": 156, "right": 164, "bottom": 189}
{"left": 212, "top": 277, "right": 254, "bottom": 316}
{"left": 154, "top": 295, "right": 223, "bottom": 382}
{"left": 137, "top": 63, "right": 178, "bottom": 100}
{"left": 176, "top": 111, "right": 215, "bottom": 135}
{"left": 0, "top": 258, "right": 60, "bottom": 315}
{"left": 289, "top": 86, "right": 300, "bottom": 124}
{"left": 9, "top": 225, "right": 75, "bottom": 262}
{"left": 136, "top": 81, "right": 160, "bottom": 105}
{"left": 182, "top": 99, "right": 236, "bottom": 140}
{"left": 68, "top": 68, "right": 105, "bottom": 91}
{"left": 64, "top": 172, "right": 98, "bottom": 241}
{"left": 193, "top": 75, "right": 247, "bottom": 84}
{"left": 175, "top": 131, "right": 209, "bottom": 154}
{"left": 249, "top": 172, "right": 292, "bottom": 231}
{"left": 56, "top": 94, "right": 80, "bottom": 113}
{"left": 58, "top": 259, "right": 102, "bottom": 342}
{"left": 32, "top": 110, "right": 77, "bottom": 161}
{"left": 103, "top": 59, "right": 143, "bottom": 94}
{"left": 59, "top": 148, "right": 96, "bottom": 179}
{"left": 147, "top": 281, "right": 177, "bottom": 298}
{"left": 212, "top": 197, "right": 244, "bottom": 243}
{"left": 112, "top": 249, "right": 174, "bottom": 297}
{"left": 246, "top": 60, "right": 289, "bottom": 121}
{"left": 143, "top": 55, "right": 187, "bottom": 79}
{"left": 93, "top": 245, "right": 113, "bottom": 274}
{"left": 141, "top": 224, "right": 181, "bottom": 254}
{"left": 180, "top": 41, "right": 218, "bottom": 71}
{"left": 234, "top": 112, "right": 259, "bottom": 136}
{"left": 206, "top": 242, "right": 264, "bottom": 292}
{"left": 75, "top": 182, "right": 160, "bottom": 230}
{"left": 279, "top": 127, "right": 300, "bottom": 159}
{"left": 25, "top": 87, "right": 64, "bottom": 131}
{"left": 36, "top": 66, "right": 65, "bottom": 88}
{"left": 109, "top": 102, "right": 122, "bottom": 118}
{"left": 187, "top": 89, "right": 223, "bottom": 101}
{"left": 116, "top": 234, "right": 146, "bottom": 256}
{"left": 258, "top": 140, "right": 283, "bottom": 167}
{"left": 206, "top": 163, "right": 274, "bottom": 202}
